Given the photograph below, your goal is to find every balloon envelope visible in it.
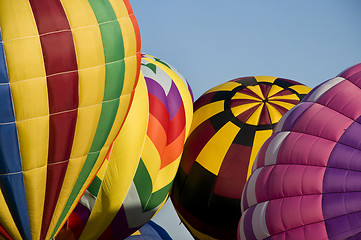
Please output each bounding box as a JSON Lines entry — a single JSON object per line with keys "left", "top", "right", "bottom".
{"left": 0, "top": 1, "right": 140, "bottom": 239}
{"left": 64, "top": 54, "right": 193, "bottom": 239}
{"left": 239, "top": 63, "right": 361, "bottom": 239}
{"left": 171, "top": 76, "right": 311, "bottom": 240}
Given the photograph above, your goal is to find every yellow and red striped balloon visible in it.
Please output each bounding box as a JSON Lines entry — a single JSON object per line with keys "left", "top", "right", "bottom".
{"left": 0, "top": 0, "right": 140, "bottom": 239}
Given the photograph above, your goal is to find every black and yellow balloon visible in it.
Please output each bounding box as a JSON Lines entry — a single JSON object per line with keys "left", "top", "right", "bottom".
{"left": 171, "top": 76, "right": 311, "bottom": 240}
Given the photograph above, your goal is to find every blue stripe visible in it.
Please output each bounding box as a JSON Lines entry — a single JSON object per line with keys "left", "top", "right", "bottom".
{"left": 0, "top": 174, "right": 31, "bottom": 240}
{"left": 147, "top": 221, "right": 172, "bottom": 240}
{"left": 0, "top": 30, "right": 31, "bottom": 240}
{"left": 0, "top": 124, "right": 22, "bottom": 174}
{"left": 0, "top": 85, "right": 15, "bottom": 124}
{"left": 0, "top": 30, "right": 8, "bottom": 84}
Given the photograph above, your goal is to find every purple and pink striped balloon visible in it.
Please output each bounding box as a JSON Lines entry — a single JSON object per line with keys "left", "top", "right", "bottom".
{"left": 239, "top": 63, "right": 361, "bottom": 240}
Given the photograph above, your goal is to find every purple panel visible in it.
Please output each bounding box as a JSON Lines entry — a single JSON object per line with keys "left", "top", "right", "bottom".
{"left": 316, "top": 80, "right": 361, "bottom": 120}
{"left": 323, "top": 168, "right": 361, "bottom": 193}
{"left": 322, "top": 192, "right": 361, "bottom": 221}
{"left": 322, "top": 193, "right": 346, "bottom": 219}
{"left": 109, "top": 205, "right": 129, "bottom": 239}
{"left": 144, "top": 77, "right": 168, "bottom": 108}
{"left": 327, "top": 143, "right": 361, "bottom": 171}
{"left": 166, "top": 82, "right": 182, "bottom": 121}
{"left": 242, "top": 206, "right": 257, "bottom": 240}
{"left": 73, "top": 204, "right": 91, "bottom": 226}
{"left": 357, "top": 115, "right": 361, "bottom": 124}
{"left": 339, "top": 121, "right": 361, "bottom": 150}
{"left": 322, "top": 168, "right": 347, "bottom": 194}
{"left": 279, "top": 102, "right": 313, "bottom": 131}
{"left": 348, "top": 232, "right": 361, "bottom": 240}
{"left": 324, "top": 210, "right": 361, "bottom": 239}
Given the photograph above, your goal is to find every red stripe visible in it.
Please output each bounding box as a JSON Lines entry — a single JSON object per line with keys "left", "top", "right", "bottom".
{"left": 259, "top": 84, "right": 271, "bottom": 98}
{"left": 0, "top": 225, "right": 12, "bottom": 240}
{"left": 258, "top": 104, "right": 271, "bottom": 125}
{"left": 166, "top": 103, "right": 185, "bottom": 145}
{"left": 235, "top": 104, "right": 261, "bottom": 123}
{"left": 214, "top": 144, "right": 251, "bottom": 198}
{"left": 125, "top": 0, "right": 141, "bottom": 92}
{"left": 180, "top": 120, "right": 216, "bottom": 174}
{"left": 28, "top": 1, "right": 78, "bottom": 239}
{"left": 241, "top": 88, "right": 263, "bottom": 100}
{"left": 148, "top": 94, "right": 169, "bottom": 131}
{"left": 268, "top": 102, "right": 289, "bottom": 116}
{"left": 230, "top": 98, "right": 260, "bottom": 108}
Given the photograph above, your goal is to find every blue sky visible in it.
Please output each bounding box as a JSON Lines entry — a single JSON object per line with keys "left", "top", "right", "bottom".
{"left": 128, "top": 1, "right": 361, "bottom": 239}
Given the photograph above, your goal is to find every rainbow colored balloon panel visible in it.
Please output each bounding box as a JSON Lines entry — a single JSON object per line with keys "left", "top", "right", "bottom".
{"left": 62, "top": 54, "right": 194, "bottom": 240}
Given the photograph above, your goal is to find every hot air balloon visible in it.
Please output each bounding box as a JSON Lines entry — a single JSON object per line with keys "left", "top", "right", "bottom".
{"left": 0, "top": 1, "right": 140, "bottom": 239}
{"left": 171, "top": 76, "right": 311, "bottom": 240}
{"left": 239, "top": 63, "right": 361, "bottom": 239}
{"left": 125, "top": 221, "right": 172, "bottom": 240}
{"left": 55, "top": 74, "right": 149, "bottom": 240}
{"left": 62, "top": 54, "right": 194, "bottom": 239}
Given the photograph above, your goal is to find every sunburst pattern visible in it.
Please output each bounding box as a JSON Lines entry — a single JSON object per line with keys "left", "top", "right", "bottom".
{"left": 171, "top": 76, "right": 311, "bottom": 240}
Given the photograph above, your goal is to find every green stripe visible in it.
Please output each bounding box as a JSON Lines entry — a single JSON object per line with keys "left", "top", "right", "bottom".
{"left": 134, "top": 159, "right": 153, "bottom": 208}
{"left": 89, "top": 99, "right": 120, "bottom": 152}
{"left": 51, "top": 1, "right": 126, "bottom": 237}
{"left": 87, "top": 176, "right": 102, "bottom": 197}
{"left": 144, "top": 181, "right": 173, "bottom": 212}
{"left": 141, "top": 63, "right": 157, "bottom": 74}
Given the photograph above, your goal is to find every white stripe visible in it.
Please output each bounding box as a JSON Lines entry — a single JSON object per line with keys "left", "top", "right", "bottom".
{"left": 238, "top": 212, "right": 247, "bottom": 240}
{"left": 123, "top": 182, "right": 160, "bottom": 228}
{"left": 245, "top": 167, "right": 262, "bottom": 209}
{"left": 306, "top": 77, "right": 344, "bottom": 102}
{"left": 141, "top": 63, "right": 172, "bottom": 94}
{"left": 264, "top": 131, "right": 290, "bottom": 166}
{"left": 252, "top": 201, "right": 270, "bottom": 239}
{"left": 251, "top": 151, "right": 261, "bottom": 173}
{"left": 79, "top": 190, "right": 97, "bottom": 212}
